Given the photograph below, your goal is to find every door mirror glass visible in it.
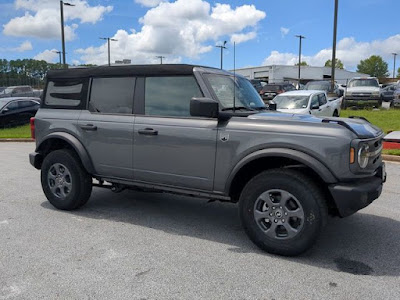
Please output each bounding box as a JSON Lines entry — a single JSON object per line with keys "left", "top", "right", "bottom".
{"left": 190, "top": 97, "right": 219, "bottom": 118}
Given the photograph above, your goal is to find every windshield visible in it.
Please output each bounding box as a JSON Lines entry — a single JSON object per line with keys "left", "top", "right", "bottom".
{"left": 348, "top": 79, "right": 379, "bottom": 88}
{"left": 205, "top": 74, "right": 265, "bottom": 109}
{"left": 4, "top": 88, "right": 14, "bottom": 94}
{"left": 305, "top": 82, "right": 329, "bottom": 91}
{"left": 274, "top": 95, "right": 309, "bottom": 109}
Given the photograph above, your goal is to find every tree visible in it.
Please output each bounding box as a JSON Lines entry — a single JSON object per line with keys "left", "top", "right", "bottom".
{"left": 295, "top": 61, "right": 308, "bottom": 66}
{"left": 325, "top": 58, "right": 344, "bottom": 69}
{"left": 397, "top": 67, "right": 400, "bottom": 78}
{"left": 356, "top": 55, "right": 389, "bottom": 77}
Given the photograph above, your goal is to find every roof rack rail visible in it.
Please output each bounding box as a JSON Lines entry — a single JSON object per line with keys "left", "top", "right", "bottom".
{"left": 348, "top": 116, "right": 370, "bottom": 123}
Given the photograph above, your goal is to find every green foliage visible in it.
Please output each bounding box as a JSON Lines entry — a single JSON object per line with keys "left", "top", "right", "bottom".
{"left": 356, "top": 55, "right": 389, "bottom": 77}
{"left": 324, "top": 58, "right": 344, "bottom": 69}
{"left": 0, "top": 124, "right": 31, "bottom": 139}
{"left": 397, "top": 67, "right": 400, "bottom": 78}
{"left": 295, "top": 61, "right": 308, "bottom": 66}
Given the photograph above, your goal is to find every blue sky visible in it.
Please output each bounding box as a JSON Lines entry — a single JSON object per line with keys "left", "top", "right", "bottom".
{"left": 0, "top": 0, "right": 399, "bottom": 74}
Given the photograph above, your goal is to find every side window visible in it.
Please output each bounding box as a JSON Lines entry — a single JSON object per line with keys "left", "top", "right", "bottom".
{"left": 19, "top": 100, "right": 34, "bottom": 108}
{"left": 4, "top": 101, "right": 19, "bottom": 111}
{"left": 318, "top": 93, "right": 327, "bottom": 105}
{"left": 89, "top": 77, "right": 135, "bottom": 114}
{"left": 311, "top": 95, "right": 319, "bottom": 107}
{"left": 45, "top": 80, "right": 84, "bottom": 107}
{"left": 145, "top": 76, "right": 202, "bottom": 117}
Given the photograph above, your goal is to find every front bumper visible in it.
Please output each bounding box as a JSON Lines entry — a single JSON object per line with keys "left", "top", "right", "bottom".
{"left": 328, "top": 164, "right": 386, "bottom": 217}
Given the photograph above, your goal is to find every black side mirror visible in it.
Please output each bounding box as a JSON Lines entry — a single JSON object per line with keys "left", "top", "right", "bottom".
{"left": 311, "top": 104, "right": 319, "bottom": 110}
{"left": 1, "top": 108, "right": 9, "bottom": 114}
{"left": 190, "top": 97, "right": 219, "bottom": 118}
{"left": 268, "top": 100, "right": 277, "bottom": 110}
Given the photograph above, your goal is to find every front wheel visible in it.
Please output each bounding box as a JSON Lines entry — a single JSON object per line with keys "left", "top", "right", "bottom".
{"left": 41, "top": 149, "right": 92, "bottom": 210}
{"left": 239, "top": 169, "right": 327, "bottom": 256}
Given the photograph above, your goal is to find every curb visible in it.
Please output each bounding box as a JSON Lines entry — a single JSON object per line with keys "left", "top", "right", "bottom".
{"left": 382, "top": 154, "right": 400, "bottom": 162}
{"left": 0, "top": 138, "right": 34, "bottom": 142}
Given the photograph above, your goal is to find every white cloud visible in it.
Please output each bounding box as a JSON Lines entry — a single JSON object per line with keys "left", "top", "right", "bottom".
{"left": 135, "top": 0, "right": 166, "bottom": 7}
{"left": 34, "top": 49, "right": 59, "bottom": 63}
{"left": 230, "top": 32, "right": 257, "bottom": 44}
{"left": 3, "top": 0, "right": 112, "bottom": 40}
{"left": 280, "top": 27, "right": 289, "bottom": 37}
{"left": 14, "top": 40, "right": 32, "bottom": 52}
{"left": 76, "top": 0, "right": 266, "bottom": 65}
{"left": 262, "top": 34, "right": 400, "bottom": 70}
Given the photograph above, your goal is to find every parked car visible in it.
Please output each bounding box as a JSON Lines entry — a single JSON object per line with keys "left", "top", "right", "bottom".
{"left": 273, "top": 90, "right": 341, "bottom": 117}
{"left": 343, "top": 77, "right": 381, "bottom": 108}
{"left": 260, "top": 83, "right": 296, "bottom": 101}
{"left": 381, "top": 84, "right": 398, "bottom": 103}
{"left": 304, "top": 80, "right": 343, "bottom": 98}
{"left": 0, "top": 97, "right": 40, "bottom": 128}
{"left": 0, "top": 85, "right": 42, "bottom": 99}
{"left": 29, "top": 64, "right": 385, "bottom": 256}
{"left": 393, "top": 86, "right": 400, "bottom": 107}
{"left": 250, "top": 79, "right": 266, "bottom": 94}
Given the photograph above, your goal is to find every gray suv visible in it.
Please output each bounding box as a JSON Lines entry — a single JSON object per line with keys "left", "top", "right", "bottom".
{"left": 29, "top": 64, "right": 386, "bottom": 256}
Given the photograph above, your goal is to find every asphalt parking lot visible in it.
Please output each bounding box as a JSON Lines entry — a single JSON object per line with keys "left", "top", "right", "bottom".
{"left": 1, "top": 143, "right": 399, "bottom": 299}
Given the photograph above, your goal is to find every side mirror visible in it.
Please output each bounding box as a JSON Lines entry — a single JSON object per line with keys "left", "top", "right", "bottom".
{"left": 1, "top": 108, "right": 9, "bottom": 114}
{"left": 338, "top": 89, "right": 344, "bottom": 97}
{"left": 267, "top": 100, "right": 277, "bottom": 110}
{"left": 311, "top": 104, "right": 319, "bottom": 110}
{"left": 190, "top": 97, "right": 219, "bottom": 118}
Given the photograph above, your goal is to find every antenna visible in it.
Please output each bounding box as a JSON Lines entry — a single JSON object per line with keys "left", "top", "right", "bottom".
{"left": 233, "top": 41, "right": 236, "bottom": 112}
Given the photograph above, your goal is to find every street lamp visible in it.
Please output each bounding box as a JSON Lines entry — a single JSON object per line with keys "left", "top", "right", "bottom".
{"left": 60, "top": 1, "right": 75, "bottom": 69}
{"left": 295, "top": 35, "right": 305, "bottom": 85}
{"left": 331, "top": 0, "right": 339, "bottom": 91}
{"left": 52, "top": 50, "right": 62, "bottom": 66}
{"left": 392, "top": 53, "right": 397, "bottom": 79}
{"left": 100, "top": 37, "right": 118, "bottom": 66}
{"left": 156, "top": 56, "right": 165, "bottom": 64}
{"left": 216, "top": 41, "right": 227, "bottom": 70}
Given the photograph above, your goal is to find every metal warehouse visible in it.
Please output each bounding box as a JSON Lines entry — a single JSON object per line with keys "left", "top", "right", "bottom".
{"left": 233, "top": 65, "right": 369, "bottom": 85}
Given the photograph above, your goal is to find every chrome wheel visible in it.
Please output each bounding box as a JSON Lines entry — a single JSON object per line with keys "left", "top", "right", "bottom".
{"left": 47, "top": 163, "right": 72, "bottom": 200}
{"left": 253, "top": 189, "right": 305, "bottom": 240}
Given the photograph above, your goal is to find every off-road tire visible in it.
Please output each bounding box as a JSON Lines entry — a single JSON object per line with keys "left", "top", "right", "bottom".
{"left": 41, "top": 149, "right": 92, "bottom": 210}
{"left": 239, "top": 169, "right": 327, "bottom": 256}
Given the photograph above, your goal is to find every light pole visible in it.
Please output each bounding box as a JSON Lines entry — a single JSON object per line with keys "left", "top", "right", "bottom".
{"left": 100, "top": 37, "right": 118, "bottom": 66}
{"left": 53, "top": 50, "right": 62, "bottom": 66}
{"left": 392, "top": 53, "right": 397, "bottom": 79}
{"left": 331, "top": 0, "right": 339, "bottom": 91}
{"left": 295, "top": 35, "right": 305, "bottom": 85}
{"left": 156, "top": 56, "right": 165, "bottom": 64}
{"left": 60, "top": 1, "right": 75, "bottom": 69}
{"left": 216, "top": 41, "right": 227, "bottom": 69}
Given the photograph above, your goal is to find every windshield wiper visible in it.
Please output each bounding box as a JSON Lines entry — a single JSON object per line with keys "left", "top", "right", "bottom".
{"left": 221, "top": 106, "right": 256, "bottom": 111}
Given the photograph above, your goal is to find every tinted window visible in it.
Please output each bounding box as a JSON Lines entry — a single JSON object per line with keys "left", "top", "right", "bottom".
{"left": 19, "top": 100, "right": 37, "bottom": 108}
{"left": 145, "top": 76, "right": 202, "bottom": 117}
{"left": 5, "top": 101, "right": 19, "bottom": 111}
{"left": 318, "top": 93, "right": 327, "bottom": 105}
{"left": 311, "top": 95, "right": 319, "bottom": 107}
{"left": 45, "top": 80, "right": 84, "bottom": 106}
{"left": 89, "top": 77, "right": 135, "bottom": 114}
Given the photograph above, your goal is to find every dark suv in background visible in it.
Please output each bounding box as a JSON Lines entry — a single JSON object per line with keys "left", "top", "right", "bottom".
{"left": 260, "top": 83, "right": 295, "bottom": 101}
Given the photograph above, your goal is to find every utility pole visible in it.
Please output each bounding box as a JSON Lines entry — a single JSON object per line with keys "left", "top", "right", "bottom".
{"left": 53, "top": 50, "right": 62, "bottom": 66}
{"left": 216, "top": 41, "right": 227, "bottom": 69}
{"left": 156, "top": 56, "right": 165, "bottom": 64}
{"left": 100, "top": 37, "right": 118, "bottom": 66}
{"left": 295, "top": 35, "right": 305, "bottom": 85}
{"left": 331, "top": 0, "right": 339, "bottom": 91}
{"left": 392, "top": 53, "right": 397, "bottom": 79}
{"left": 60, "top": 1, "right": 75, "bottom": 69}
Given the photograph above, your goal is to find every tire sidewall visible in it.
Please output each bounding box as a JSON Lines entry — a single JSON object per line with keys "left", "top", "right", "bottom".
{"left": 239, "top": 170, "right": 324, "bottom": 256}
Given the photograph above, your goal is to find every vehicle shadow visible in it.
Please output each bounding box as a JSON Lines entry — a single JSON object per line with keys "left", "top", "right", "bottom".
{"left": 41, "top": 188, "right": 400, "bottom": 277}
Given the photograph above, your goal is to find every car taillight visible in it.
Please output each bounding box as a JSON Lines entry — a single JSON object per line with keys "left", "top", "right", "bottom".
{"left": 30, "top": 117, "right": 35, "bottom": 140}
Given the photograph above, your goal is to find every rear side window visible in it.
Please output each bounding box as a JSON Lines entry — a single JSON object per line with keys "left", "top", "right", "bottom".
{"left": 89, "top": 77, "right": 135, "bottom": 114}
{"left": 45, "top": 80, "right": 85, "bottom": 107}
{"left": 145, "top": 76, "right": 202, "bottom": 117}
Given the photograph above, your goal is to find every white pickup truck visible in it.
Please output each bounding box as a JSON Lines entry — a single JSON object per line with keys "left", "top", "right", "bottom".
{"left": 272, "top": 90, "right": 342, "bottom": 117}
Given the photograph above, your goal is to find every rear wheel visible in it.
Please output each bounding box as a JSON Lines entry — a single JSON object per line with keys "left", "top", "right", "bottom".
{"left": 333, "top": 110, "right": 339, "bottom": 117}
{"left": 41, "top": 149, "right": 92, "bottom": 210}
{"left": 239, "top": 169, "right": 327, "bottom": 256}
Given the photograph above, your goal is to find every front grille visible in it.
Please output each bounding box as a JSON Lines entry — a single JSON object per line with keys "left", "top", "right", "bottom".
{"left": 366, "top": 138, "right": 383, "bottom": 170}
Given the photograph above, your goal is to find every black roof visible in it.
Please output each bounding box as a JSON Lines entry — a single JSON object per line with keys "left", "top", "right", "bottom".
{"left": 47, "top": 64, "right": 209, "bottom": 79}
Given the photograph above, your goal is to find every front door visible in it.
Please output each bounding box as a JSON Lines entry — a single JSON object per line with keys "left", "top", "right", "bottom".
{"left": 78, "top": 77, "right": 136, "bottom": 179}
{"left": 133, "top": 76, "right": 218, "bottom": 191}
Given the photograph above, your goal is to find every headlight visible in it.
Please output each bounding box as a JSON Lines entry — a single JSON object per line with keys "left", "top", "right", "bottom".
{"left": 358, "top": 144, "right": 369, "bottom": 168}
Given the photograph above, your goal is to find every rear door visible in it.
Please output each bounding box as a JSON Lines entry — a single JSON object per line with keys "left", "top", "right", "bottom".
{"left": 78, "top": 77, "right": 136, "bottom": 179}
{"left": 133, "top": 76, "right": 218, "bottom": 191}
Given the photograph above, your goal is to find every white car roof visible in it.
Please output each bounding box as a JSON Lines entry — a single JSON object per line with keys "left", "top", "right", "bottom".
{"left": 275, "top": 90, "right": 324, "bottom": 96}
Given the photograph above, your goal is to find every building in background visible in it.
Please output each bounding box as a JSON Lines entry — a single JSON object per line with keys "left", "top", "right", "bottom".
{"left": 233, "top": 65, "right": 369, "bottom": 85}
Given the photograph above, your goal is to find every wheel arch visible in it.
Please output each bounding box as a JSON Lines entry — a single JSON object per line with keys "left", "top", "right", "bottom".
{"left": 36, "top": 132, "right": 95, "bottom": 174}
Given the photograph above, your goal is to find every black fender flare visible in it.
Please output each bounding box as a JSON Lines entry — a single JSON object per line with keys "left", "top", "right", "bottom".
{"left": 225, "top": 148, "right": 337, "bottom": 194}
{"left": 36, "top": 132, "right": 95, "bottom": 174}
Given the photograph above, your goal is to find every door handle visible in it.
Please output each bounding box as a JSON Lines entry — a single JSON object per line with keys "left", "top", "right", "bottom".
{"left": 138, "top": 128, "right": 158, "bottom": 136}
{"left": 80, "top": 124, "right": 97, "bottom": 131}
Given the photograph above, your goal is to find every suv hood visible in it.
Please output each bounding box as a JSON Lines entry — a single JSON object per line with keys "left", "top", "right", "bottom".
{"left": 248, "top": 112, "right": 383, "bottom": 139}
{"left": 346, "top": 86, "right": 380, "bottom": 93}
